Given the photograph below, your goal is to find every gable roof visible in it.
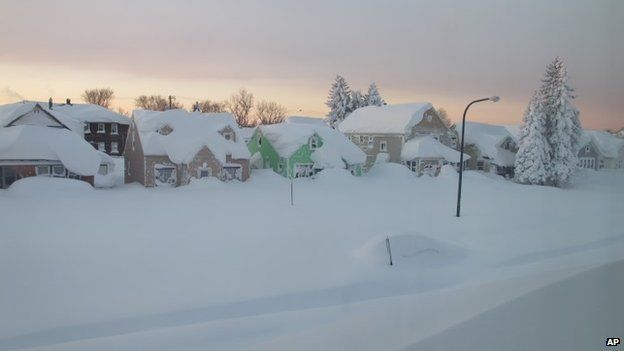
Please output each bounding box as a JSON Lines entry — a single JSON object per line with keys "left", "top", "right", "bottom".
{"left": 0, "top": 125, "right": 102, "bottom": 175}
{"left": 0, "top": 102, "right": 83, "bottom": 131}
{"left": 401, "top": 135, "right": 469, "bottom": 163}
{"left": 338, "top": 102, "right": 433, "bottom": 134}
{"left": 49, "top": 103, "right": 130, "bottom": 124}
{"left": 132, "top": 109, "right": 250, "bottom": 164}
{"left": 259, "top": 122, "right": 366, "bottom": 166}
{"left": 285, "top": 115, "right": 328, "bottom": 126}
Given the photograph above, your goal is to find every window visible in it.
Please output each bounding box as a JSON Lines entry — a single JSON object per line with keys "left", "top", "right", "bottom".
{"left": 111, "top": 142, "right": 119, "bottom": 154}
{"left": 98, "top": 164, "right": 108, "bottom": 175}
{"left": 198, "top": 168, "right": 211, "bottom": 178}
{"left": 97, "top": 123, "right": 106, "bottom": 133}
{"left": 98, "top": 142, "right": 106, "bottom": 151}
{"left": 277, "top": 161, "right": 283, "bottom": 172}
{"left": 380, "top": 140, "right": 387, "bottom": 152}
{"left": 585, "top": 145, "right": 591, "bottom": 153}
{"left": 36, "top": 166, "right": 50, "bottom": 176}
{"left": 223, "top": 132, "right": 233, "bottom": 141}
{"left": 359, "top": 136, "right": 366, "bottom": 143}
{"left": 52, "top": 165, "right": 65, "bottom": 177}
{"left": 257, "top": 137, "right": 262, "bottom": 147}
{"left": 477, "top": 160, "right": 485, "bottom": 171}
{"left": 84, "top": 123, "right": 90, "bottom": 134}
{"left": 111, "top": 123, "right": 118, "bottom": 135}
{"left": 599, "top": 160, "right": 605, "bottom": 169}
{"left": 368, "top": 136, "right": 374, "bottom": 148}
{"left": 309, "top": 136, "right": 319, "bottom": 150}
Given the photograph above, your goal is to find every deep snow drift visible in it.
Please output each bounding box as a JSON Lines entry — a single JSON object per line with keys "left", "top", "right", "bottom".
{"left": 0, "top": 166, "right": 622, "bottom": 351}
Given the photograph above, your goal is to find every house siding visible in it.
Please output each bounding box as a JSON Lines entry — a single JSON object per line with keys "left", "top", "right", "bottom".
{"left": 84, "top": 122, "right": 129, "bottom": 156}
{"left": 346, "top": 133, "right": 404, "bottom": 169}
{"left": 123, "top": 122, "right": 146, "bottom": 185}
{"left": 0, "top": 163, "right": 93, "bottom": 189}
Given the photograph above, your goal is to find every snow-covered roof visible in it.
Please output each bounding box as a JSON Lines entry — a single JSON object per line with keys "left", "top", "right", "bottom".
{"left": 0, "top": 101, "right": 129, "bottom": 130}
{"left": 285, "top": 116, "right": 328, "bottom": 126}
{"left": 0, "top": 125, "right": 102, "bottom": 175}
{"left": 583, "top": 130, "right": 624, "bottom": 158}
{"left": 401, "top": 136, "right": 469, "bottom": 163}
{"left": 458, "top": 122, "right": 516, "bottom": 165}
{"left": 338, "top": 103, "right": 433, "bottom": 134}
{"left": 259, "top": 122, "right": 366, "bottom": 167}
{"left": 132, "top": 109, "right": 250, "bottom": 164}
{"left": 239, "top": 127, "right": 256, "bottom": 141}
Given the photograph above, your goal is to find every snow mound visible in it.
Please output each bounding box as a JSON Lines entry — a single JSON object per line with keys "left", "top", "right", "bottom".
{"left": 6, "top": 177, "right": 93, "bottom": 197}
{"left": 438, "top": 164, "right": 458, "bottom": 178}
{"left": 355, "top": 233, "right": 467, "bottom": 268}
{"left": 366, "top": 163, "right": 415, "bottom": 181}
{"left": 315, "top": 168, "right": 354, "bottom": 182}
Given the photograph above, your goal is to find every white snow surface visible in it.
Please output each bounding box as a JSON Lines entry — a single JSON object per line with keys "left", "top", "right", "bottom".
{"left": 338, "top": 102, "right": 433, "bottom": 134}
{"left": 0, "top": 125, "right": 102, "bottom": 175}
{"left": 260, "top": 122, "right": 365, "bottom": 166}
{"left": 133, "top": 109, "right": 250, "bottom": 164}
{"left": 0, "top": 169, "right": 623, "bottom": 351}
{"left": 458, "top": 121, "right": 516, "bottom": 166}
{"left": 285, "top": 115, "right": 328, "bottom": 126}
{"left": 401, "top": 135, "right": 469, "bottom": 162}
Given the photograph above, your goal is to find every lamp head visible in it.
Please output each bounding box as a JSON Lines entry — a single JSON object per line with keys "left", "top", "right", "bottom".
{"left": 489, "top": 96, "right": 500, "bottom": 102}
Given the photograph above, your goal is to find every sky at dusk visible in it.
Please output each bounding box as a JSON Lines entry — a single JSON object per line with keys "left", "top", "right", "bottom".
{"left": 0, "top": 0, "right": 622, "bottom": 129}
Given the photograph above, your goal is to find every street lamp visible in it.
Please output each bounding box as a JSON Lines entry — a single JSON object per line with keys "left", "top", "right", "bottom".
{"left": 456, "top": 96, "right": 500, "bottom": 218}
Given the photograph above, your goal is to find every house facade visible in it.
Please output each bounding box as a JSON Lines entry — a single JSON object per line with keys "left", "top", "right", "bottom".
{"left": 577, "top": 130, "right": 624, "bottom": 170}
{"left": 124, "top": 109, "right": 250, "bottom": 187}
{"left": 458, "top": 122, "right": 518, "bottom": 178}
{"left": 0, "top": 100, "right": 130, "bottom": 157}
{"left": 248, "top": 122, "right": 365, "bottom": 178}
{"left": 338, "top": 103, "right": 462, "bottom": 175}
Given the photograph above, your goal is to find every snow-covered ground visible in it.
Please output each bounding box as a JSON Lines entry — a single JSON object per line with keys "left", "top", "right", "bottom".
{"left": 1, "top": 166, "right": 623, "bottom": 351}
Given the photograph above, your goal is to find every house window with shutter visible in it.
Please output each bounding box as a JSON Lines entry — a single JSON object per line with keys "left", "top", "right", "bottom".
{"left": 380, "top": 140, "right": 387, "bottom": 152}
{"left": 111, "top": 123, "right": 118, "bottom": 135}
{"left": 97, "top": 123, "right": 106, "bottom": 133}
{"left": 98, "top": 142, "right": 106, "bottom": 151}
{"left": 111, "top": 142, "right": 119, "bottom": 154}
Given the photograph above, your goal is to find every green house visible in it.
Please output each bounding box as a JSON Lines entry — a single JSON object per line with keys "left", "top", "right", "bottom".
{"left": 248, "top": 122, "right": 365, "bottom": 178}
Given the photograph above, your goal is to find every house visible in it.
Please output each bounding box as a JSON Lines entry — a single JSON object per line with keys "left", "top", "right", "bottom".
{"left": 247, "top": 121, "right": 366, "bottom": 178}
{"left": 338, "top": 103, "right": 462, "bottom": 175}
{"left": 0, "top": 125, "right": 111, "bottom": 189}
{"left": 457, "top": 122, "right": 518, "bottom": 177}
{"left": 577, "top": 130, "right": 624, "bottom": 170}
{"left": 0, "top": 100, "right": 130, "bottom": 156}
{"left": 124, "top": 109, "right": 251, "bottom": 187}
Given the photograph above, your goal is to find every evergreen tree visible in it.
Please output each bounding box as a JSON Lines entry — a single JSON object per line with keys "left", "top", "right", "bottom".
{"left": 364, "top": 82, "right": 385, "bottom": 106}
{"left": 350, "top": 90, "right": 365, "bottom": 112}
{"left": 514, "top": 93, "right": 550, "bottom": 185}
{"left": 539, "top": 57, "right": 582, "bottom": 187}
{"left": 325, "top": 75, "right": 352, "bottom": 128}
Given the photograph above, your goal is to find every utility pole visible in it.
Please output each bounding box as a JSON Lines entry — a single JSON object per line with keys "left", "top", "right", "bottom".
{"left": 168, "top": 95, "right": 175, "bottom": 110}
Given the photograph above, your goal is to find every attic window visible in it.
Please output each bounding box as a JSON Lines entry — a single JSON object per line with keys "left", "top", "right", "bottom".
{"left": 223, "top": 132, "right": 233, "bottom": 141}
{"left": 309, "top": 136, "right": 319, "bottom": 150}
{"left": 257, "top": 137, "right": 262, "bottom": 147}
{"left": 585, "top": 145, "right": 590, "bottom": 153}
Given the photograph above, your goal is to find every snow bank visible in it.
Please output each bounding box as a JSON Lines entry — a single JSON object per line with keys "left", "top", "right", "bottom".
{"left": 0, "top": 125, "right": 101, "bottom": 175}
{"left": 366, "top": 162, "right": 415, "bottom": 180}
{"left": 338, "top": 102, "right": 433, "bottom": 134}
{"left": 285, "top": 116, "right": 327, "bottom": 126}
{"left": 133, "top": 109, "right": 250, "bottom": 164}
{"left": 355, "top": 233, "right": 468, "bottom": 268}
{"left": 401, "top": 135, "right": 469, "bottom": 162}
{"left": 6, "top": 177, "right": 93, "bottom": 197}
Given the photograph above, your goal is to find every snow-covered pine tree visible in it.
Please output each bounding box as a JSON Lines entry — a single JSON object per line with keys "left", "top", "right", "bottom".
{"left": 364, "top": 82, "right": 386, "bottom": 106}
{"left": 514, "top": 92, "right": 550, "bottom": 185}
{"left": 350, "top": 90, "right": 365, "bottom": 112}
{"left": 539, "top": 57, "right": 582, "bottom": 187}
{"left": 326, "top": 75, "right": 352, "bottom": 128}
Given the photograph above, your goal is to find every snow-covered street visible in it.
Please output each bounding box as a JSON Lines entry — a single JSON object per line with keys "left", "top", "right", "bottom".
{"left": 1, "top": 166, "right": 623, "bottom": 351}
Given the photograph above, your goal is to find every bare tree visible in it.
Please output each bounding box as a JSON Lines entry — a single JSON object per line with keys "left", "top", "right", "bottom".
{"left": 193, "top": 99, "right": 226, "bottom": 113}
{"left": 436, "top": 108, "right": 452, "bottom": 127}
{"left": 82, "top": 88, "right": 115, "bottom": 108}
{"left": 256, "top": 101, "right": 287, "bottom": 125}
{"left": 135, "top": 95, "right": 182, "bottom": 111}
{"left": 116, "top": 107, "right": 130, "bottom": 117}
{"left": 227, "top": 88, "right": 255, "bottom": 127}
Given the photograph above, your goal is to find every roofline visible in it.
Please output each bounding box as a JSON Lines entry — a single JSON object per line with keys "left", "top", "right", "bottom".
{"left": 5, "top": 103, "right": 72, "bottom": 130}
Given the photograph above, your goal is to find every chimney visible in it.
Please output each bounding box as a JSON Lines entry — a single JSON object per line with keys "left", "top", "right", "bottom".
{"left": 66, "top": 98, "right": 72, "bottom": 105}
{"left": 48, "top": 97, "right": 53, "bottom": 109}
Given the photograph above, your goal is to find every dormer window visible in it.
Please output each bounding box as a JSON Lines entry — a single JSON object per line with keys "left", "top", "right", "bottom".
{"left": 223, "top": 132, "right": 233, "bottom": 141}
{"left": 84, "top": 123, "right": 90, "bottom": 134}
{"left": 257, "top": 137, "right": 262, "bottom": 147}
{"left": 157, "top": 124, "right": 173, "bottom": 136}
{"left": 97, "top": 123, "right": 106, "bottom": 133}
{"left": 111, "top": 123, "right": 118, "bottom": 135}
{"left": 309, "top": 136, "right": 319, "bottom": 150}
{"left": 585, "top": 145, "right": 590, "bottom": 153}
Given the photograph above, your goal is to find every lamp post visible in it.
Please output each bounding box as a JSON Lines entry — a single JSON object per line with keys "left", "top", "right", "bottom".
{"left": 456, "top": 96, "right": 500, "bottom": 218}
